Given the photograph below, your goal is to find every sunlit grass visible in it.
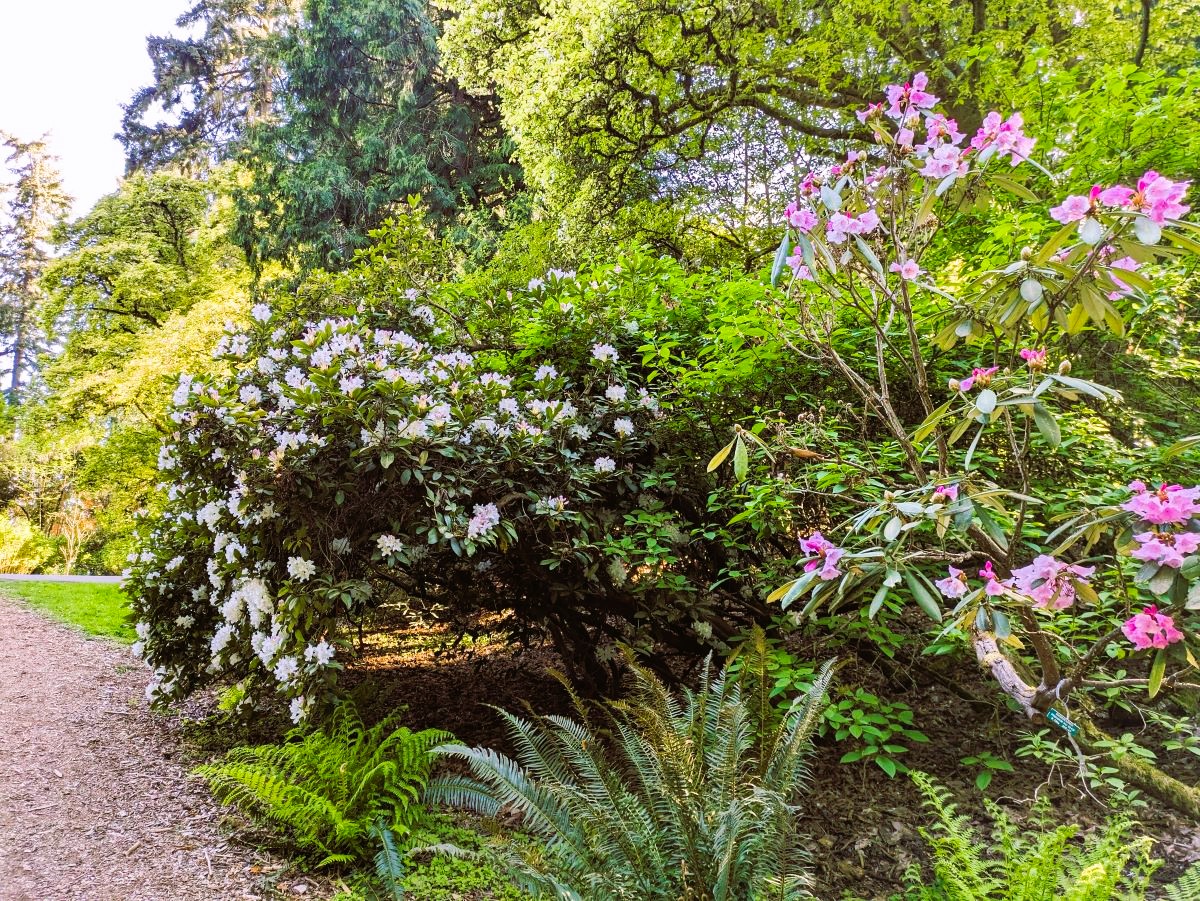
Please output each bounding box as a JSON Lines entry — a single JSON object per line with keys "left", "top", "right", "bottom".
{"left": 0, "top": 581, "right": 134, "bottom": 642}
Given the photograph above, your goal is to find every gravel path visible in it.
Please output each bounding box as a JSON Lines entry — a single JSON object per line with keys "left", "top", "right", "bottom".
{"left": 0, "top": 596, "right": 316, "bottom": 900}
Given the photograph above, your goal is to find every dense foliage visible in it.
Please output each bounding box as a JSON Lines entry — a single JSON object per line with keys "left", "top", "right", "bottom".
{"left": 427, "top": 649, "right": 833, "bottom": 899}
{"left": 9, "top": 0, "right": 1200, "bottom": 895}
{"left": 196, "top": 700, "right": 448, "bottom": 866}
{"left": 898, "top": 772, "right": 1163, "bottom": 900}
{"left": 121, "top": 0, "right": 522, "bottom": 270}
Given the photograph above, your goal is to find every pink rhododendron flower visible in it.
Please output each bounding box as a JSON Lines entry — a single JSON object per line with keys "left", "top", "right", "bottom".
{"left": 786, "top": 248, "right": 814, "bottom": 280}
{"left": 800, "top": 532, "right": 845, "bottom": 580}
{"left": 935, "top": 566, "right": 969, "bottom": 599}
{"left": 1050, "top": 194, "right": 1092, "bottom": 224}
{"left": 1135, "top": 170, "right": 1190, "bottom": 223}
{"left": 933, "top": 483, "right": 959, "bottom": 503}
{"left": 970, "top": 112, "right": 1035, "bottom": 165}
{"left": 1019, "top": 348, "right": 1047, "bottom": 371}
{"left": 979, "top": 561, "right": 1007, "bottom": 596}
{"left": 1122, "top": 482, "right": 1200, "bottom": 526}
{"left": 857, "top": 101, "right": 884, "bottom": 123}
{"left": 826, "top": 209, "right": 880, "bottom": 244}
{"left": 1131, "top": 530, "right": 1200, "bottom": 569}
{"left": 1107, "top": 256, "right": 1141, "bottom": 299}
{"left": 890, "top": 259, "right": 921, "bottom": 280}
{"left": 1122, "top": 605, "right": 1185, "bottom": 650}
{"left": 956, "top": 366, "right": 999, "bottom": 392}
{"left": 920, "top": 144, "right": 968, "bottom": 179}
{"left": 1096, "top": 185, "right": 1135, "bottom": 207}
{"left": 784, "top": 202, "right": 818, "bottom": 233}
{"left": 919, "top": 114, "right": 965, "bottom": 150}
{"left": 1010, "top": 555, "right": 1095, "bottom": 610}
{"left": 885, "top": 72, "right": 938, "bottom": 120}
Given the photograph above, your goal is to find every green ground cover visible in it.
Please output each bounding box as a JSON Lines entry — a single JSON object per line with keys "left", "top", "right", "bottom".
{"left": 0, "top": 581, "right": 133, "bottom": 642}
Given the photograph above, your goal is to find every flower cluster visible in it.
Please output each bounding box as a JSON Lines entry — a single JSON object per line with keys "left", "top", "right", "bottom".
{"left": 1049, "top": 172, "right": 1190, "bottom": 244}
{"left": 128, "top": 291, "right": 666, "bottom": 711}
{"left": 1122, "top": 605, "right": 1185, "bottom": 650}
{"left": 781, "top": 73, "right": 1038, "bottom": 284}
{"left": 949, "top": 366, "right": 998, "bottom": 393}
{"left": 800, "top": 532, "right": 844, "bottom": 580}
{"left": 1122, "top": 482, "right": 1200, "bottom": 570}
{"left": 934, "top": 555, "right": 1094, "bottom": 610}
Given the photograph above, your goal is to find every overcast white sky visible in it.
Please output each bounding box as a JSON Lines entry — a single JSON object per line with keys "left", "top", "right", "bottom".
{"left": 1, "top": 0, "right": 192, "bottom": 216}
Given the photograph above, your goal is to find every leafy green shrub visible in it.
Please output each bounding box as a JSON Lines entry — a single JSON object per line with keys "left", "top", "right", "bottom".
{"left": 427, "top": 651, "right": 834, "bottom": 900}
{"left": 196, "top": 700, "right": 449, "bottom": 866}
{"left": 0, "top": 515, "right": 54, "bottom": 573}
{"left": 901, "top": 771, "right": 1160, "bottom": 900}
{"left": 126, "top": 242, "right": 806, "bottom": 711}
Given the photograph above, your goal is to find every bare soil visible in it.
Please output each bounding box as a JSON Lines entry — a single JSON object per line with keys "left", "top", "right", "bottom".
{"left": 0, "top": 596, "right": 323, "bottom": 901}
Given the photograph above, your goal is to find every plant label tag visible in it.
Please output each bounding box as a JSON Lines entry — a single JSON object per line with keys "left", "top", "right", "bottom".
{"left": 1047, "top": 708, "right": 1079, "bottom": 737}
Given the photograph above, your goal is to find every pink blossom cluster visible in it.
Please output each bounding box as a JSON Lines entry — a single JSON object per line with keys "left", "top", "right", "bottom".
{"left": 800, "top": 532, "right": 844, "bottom": 580}
{"left": 932, "top": 483, "right": 959, "bottom": 503}
{"left": 1009, "top": 555, "right": 1095, "bottom": 609}
{"left": 784, "top": 201, "right": 818, "bottom": 233}
{"left": 1122, "top": 605, "right": 1184, "bottom": 650}
{"left": 785, "top": 247, "right": 814, "bottom": 280}
{"left": 1050, "top": 172, "right": 1190, "bottom": 230}
{"left": 934, "top": 556, "right": 1095, "bottom": 610}
{"left": 950, "top": 366, "right": 998, "bottom": 392}
{"left": 1131, "top": 530, "right": 1200, "bottom": 569}
{"left": 969, "top": 111, "right": 1036, "bottom": 167}
{"left": 1019, "top": 348, "right": 1047, "bottom": 371}
{"left": 1122, "top": 481, "right": 1200, "bottom": 526}
{"left": 826, "top": 209, "right": 881, "bottom": 244}
{"left": 1122, "top": 481, "right": 1200, "bottom": 570}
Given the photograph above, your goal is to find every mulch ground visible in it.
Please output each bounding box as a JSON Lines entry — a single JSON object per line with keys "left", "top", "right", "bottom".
{"left": 0, "top": 596, "right": 331, "bottom": 901}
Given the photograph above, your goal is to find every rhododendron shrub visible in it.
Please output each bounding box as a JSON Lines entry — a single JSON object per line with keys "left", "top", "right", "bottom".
{"left": 729, "top": 75, "right": 1200, "bottom": 812}
{"left": 124, "top": 273, "right": 781, "bottom": 712}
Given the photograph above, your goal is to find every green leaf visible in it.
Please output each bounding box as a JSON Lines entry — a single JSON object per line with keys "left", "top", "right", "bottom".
{"left": 1031, "top": 404, "right": 1061, "bottom": 448}
{"left": 935, "top": 172, "right": 958, "bottom": 197}
{"left": 989, "top": 174, "right": 1040, "bottom": 202}
{"left": 975, "top": 770, "right": 993, "bottom": 791}
{"left": 1187, "top": 581, "right": 1200, "bottom": 610}
{"left": 732, "top": 437, "right": 749, "bottom": 482}
{"left": 883, "top": 516, "right": 902, "bottom": 542}
{"left": 854, "top": 236, "right": 885, "bottom": 277}
{"left": 770, "top": 231, "right": 792, "bottom": 287}
{"left": 1149, "top": 564, "right": 1177, "bottom": 596}
{"left": 706, "top": 438, "right": 735, "bottom": 473}
{"left": 975, "top": 389, "right": 997, "bottom": 415}
{"left": 820, "top": 184, "right": 841, "bottom": 211}
{"left": 1166, "top": 229, "right": 1200, "bottom": 255}
{"left": 875, "top": 756, "right": 899, "bottom": 777}
{"left": 379, "top": 451, "right": 395, "bottom": 470}
{"left": 1019, "top": 278, "right": 1043, "bottom": 302}
{"left": 868, "top": 582, "right": 890, "bottom": 619}
{"left": 1164, "top": 435, "right": 1200, "bottom": 458}
{"left": 1033, "top": 223, "right": 1076, "bottom": 265}
{"left": 1148, "top": 648, "right": 1166, "bottom": 699}
{"left": 903, "top": 569, "right": 943, "bottom": 622}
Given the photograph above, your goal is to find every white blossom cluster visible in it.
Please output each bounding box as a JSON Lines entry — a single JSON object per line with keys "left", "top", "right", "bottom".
{"left": 129, "top": 293, "right": 664, "bottom": 713}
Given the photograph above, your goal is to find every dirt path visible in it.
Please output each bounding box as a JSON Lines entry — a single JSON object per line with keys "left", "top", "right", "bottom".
{"left": 0, "top": 596, "right": 314, "bottom": 900}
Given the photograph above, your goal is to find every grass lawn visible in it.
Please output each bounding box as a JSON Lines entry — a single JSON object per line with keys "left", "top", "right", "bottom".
{"left": 0, "top": 581, "right": 134, "bottom": 642}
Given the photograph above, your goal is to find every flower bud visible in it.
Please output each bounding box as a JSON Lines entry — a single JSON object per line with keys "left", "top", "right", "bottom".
{"left": 948, "top": 378, "right": 961, "bottom": 391}
{"left": 1058, "top": 360, "right": 1072, "bottom": 375}
{"left": 1019, "top": 245, "right": 1033, "bottom": 261}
